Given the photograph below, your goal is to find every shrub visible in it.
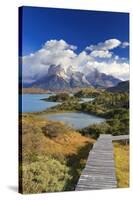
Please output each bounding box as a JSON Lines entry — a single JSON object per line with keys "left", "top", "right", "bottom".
{"left": 43, "top": 93, "right": 79, "bottom": 102}
{"left": 41, "top": 122, "right": 71, "bottom": 138}
{"left": 74, "top": 88, "right": 100, "bottom": 98}
{"left": 80, "top": 122, "right": 110, "bottom": 139}
{"left": 106, "top": 118, "right": 129, "bottom": 136}
{"left": 22, "top": 157, "right": 72, "bottom": 194}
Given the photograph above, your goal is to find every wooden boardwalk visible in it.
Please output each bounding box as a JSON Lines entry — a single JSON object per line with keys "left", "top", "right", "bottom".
{"left": 112, "top": 135, "right": 129, "bottom": 141}
{"left": 76, "top": 134, "right": 129, "bottom": 191}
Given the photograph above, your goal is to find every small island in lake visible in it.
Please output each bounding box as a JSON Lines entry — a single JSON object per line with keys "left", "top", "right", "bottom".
{"left": 41, "top": 92, "right": 79, "bottom": 102}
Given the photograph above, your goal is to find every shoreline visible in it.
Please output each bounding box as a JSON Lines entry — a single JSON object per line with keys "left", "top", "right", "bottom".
{"left": 21, "top": 94, "right": 105, "bottom": 118}
{"left": 22, "top": 109, "right": 106, "bottom": 130}
{"left": 22, "top": 109, "right": 105, "bottom": 119}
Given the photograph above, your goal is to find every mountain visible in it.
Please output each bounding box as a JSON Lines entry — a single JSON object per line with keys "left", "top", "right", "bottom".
{"left": 86, "top": 69, "right": 121, "bottom": 88}
{"left": 107, "top": 81, "right": 129, "bottom": 93}
{"left": 32, "top": 65, "right": 69, "bottom": 90}
{"left": 28, "top": 65, "right": 121, "bottom": 90}
{"left": 70, "top": 72, "right": 91, "bottom": 88}
{"left": 32, "top": 65, "right": 91, "bottom": 90}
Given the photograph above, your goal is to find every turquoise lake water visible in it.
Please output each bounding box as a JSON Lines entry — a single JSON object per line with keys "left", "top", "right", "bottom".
{"left": 42, "top": 112, "right": 105, "bottom": 129}
{"left": 21, "top": 94, "right": 105, "bottom": 129}
{"left": 21, "top": 94, "right": 59, "bottom": 112}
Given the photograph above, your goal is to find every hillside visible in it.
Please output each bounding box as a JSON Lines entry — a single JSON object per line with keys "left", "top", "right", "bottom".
{"left": 107, "top": 81, "right": 129, "bottom": 93}
{"left": 20, "top": 114, "right": 95, "bottom": 194}
{"left": 44, "top": 91, "right": 129, "bottom": 138}
{"left": 21, "top": 88, "right": 50, "bottom": 94}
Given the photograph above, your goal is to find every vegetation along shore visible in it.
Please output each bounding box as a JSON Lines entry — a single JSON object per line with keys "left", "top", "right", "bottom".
{"left": 20, "top": 86, "right": 129, "bottom": 193}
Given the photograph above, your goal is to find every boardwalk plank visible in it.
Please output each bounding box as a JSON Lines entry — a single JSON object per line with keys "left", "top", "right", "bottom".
{"left": 112, "top": 135, "right": 129, "bottom": 141}
{"left": 76, "top": 134, "right": 117, "bottom": 190}
{"left": 76, "top": 134, "right": 129, "bottom": 191}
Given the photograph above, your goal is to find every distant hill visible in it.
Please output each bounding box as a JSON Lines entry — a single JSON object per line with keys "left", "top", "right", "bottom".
{"left": 21, "top": 88, "right": 49, "bottom": 94}
{"left": 107, "top": 81, "right": 129, "bottom": 93}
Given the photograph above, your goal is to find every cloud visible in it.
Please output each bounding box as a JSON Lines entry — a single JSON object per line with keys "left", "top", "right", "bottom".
{"left": 90, "top": 50, "right": 112, "bottom": 58}
{"left": 43, "top": 39, "right": 77, "bottom": 51}
{"left": 84, "top": 60, "right": 129, "bottom": 80}
{"left": 22, "top": 40, "right": 77, "bottom": 81}
{"left": 121, "top": 41, "right": 129, "bottom": 48}
{"left": 22, "top": 39, "right": 129, "bottom": 82}
{"left": 86, "top": 39, "right": 121, "bottom": 51}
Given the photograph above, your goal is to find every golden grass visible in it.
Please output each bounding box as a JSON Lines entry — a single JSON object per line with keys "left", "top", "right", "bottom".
{"left": 20, "top": 113, "right": 95, "bottom": 193}
{"left": 22, "top": 87, "right": 48, "bottom": 94}
{"left": 113, "top": 142, "right": 129, "bottom": 188}
{"left": 21, "top": 113, "right": 95, "bottom": 162}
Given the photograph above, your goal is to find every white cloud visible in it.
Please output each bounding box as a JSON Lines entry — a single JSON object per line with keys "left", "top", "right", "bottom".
{"left": 43, "top": 39, "right": 77, "bottom": 51}
{"left": 22, "top": 39, "right": 77, "bottom": 81}
{"left": 86, "top": 60, "right": 129, "bottom": 80}
{"left": 90, "top": 50, "right": 112, "bottom": 58}
{"left": 114, "top": 55, "right": 119, "bottom": 60}
{"left": 86, "top": 39, "right": 121, "bottom": 51}
{"left": 22, "top": 39, "right": 129, "bottom": 82}
{"left": 71, "top": 51, "right": 94, "bottom": 70}
{"left": 121, "top": 41, "right": 129, "bottom": 48}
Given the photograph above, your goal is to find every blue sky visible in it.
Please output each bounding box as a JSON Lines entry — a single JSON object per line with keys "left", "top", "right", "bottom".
{"left": 21, "top": 6, "right": 129, "bottom": 57}
{"left": 20, "top": 6, "right": 129, "bottom": 81}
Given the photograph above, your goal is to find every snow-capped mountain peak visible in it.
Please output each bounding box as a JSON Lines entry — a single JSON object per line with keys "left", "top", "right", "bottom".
{"left": 29, "top": 64, "right": 121, "bottom": 90}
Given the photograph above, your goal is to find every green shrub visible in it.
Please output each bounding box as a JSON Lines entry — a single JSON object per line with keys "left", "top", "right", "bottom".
{"left": 105, "top": 108, "right": 129, "bottom": 119}
{"left": 80, "top": 122, "right": 110, "bottom": 139}
{"left": 74, "top": 88, "right": 100, "bottom": 98}
{"left": 43, "top": 93, "right": 79, "bottom": 102}
{"left": 22, "top": 157, "right": 72, "bottom": 194}
{"left": 107, "top": 118, "right": 129, "bottom": 136}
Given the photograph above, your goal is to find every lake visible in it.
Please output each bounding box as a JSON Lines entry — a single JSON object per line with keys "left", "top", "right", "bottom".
{"left": 41, "top": 112, "right": 105, "bottom": 129}
{"left": 21, "top": 94, "right": 94, "bottom": 113}
{"left": 80, "top": 97, "right": 95, "bottom": 103}
{"left": 21, "top": 94, "right": 105, "bottom": 129}
{"left": 21, "top": 94, "right": 59, "bottom": 112}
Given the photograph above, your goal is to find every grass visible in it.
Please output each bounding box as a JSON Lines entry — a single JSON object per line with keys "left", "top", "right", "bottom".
{"left": 113, "top": 142, "right": 129, "bottom": 188}
{"left": 20, "top": 113, "right": 95, "bottom": 193}
{"left": 20, "top": 112, "right": 129, "bottom": 193}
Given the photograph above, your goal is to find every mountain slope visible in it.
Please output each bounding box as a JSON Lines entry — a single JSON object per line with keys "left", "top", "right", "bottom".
{"left": 86, "top": 69, "right": 121, "bottom": 88}
{"left": 28, "top": 65, "right": 122, "bottom": 90}
{"left": 107, "top": 81, "right": 129, "bottom": 93}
